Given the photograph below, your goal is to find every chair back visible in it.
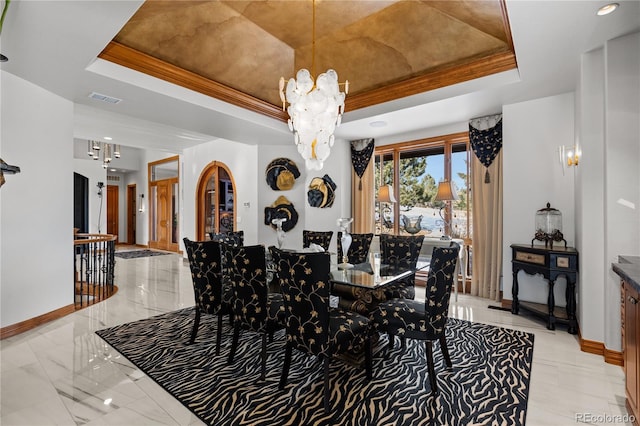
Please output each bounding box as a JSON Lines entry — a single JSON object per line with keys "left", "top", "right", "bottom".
{"left": 183, "top": 238, "right": 224, "bottom": 314}
{"left": 271, "top": 248, "right": 332, "bottom": 357}
{"left": 424, "top": 243, "right": 460, "bottom": 336}
{"left": 302, "top": 230, "right": 333, "bottom": 251}
{"left": 379, "top": 234, "right": 425, "bottom": 270}
{"left": 226, "top": 244, "right": 269, "bottom": 332}
{"left": 337, "top": 232, "right": 373, "bottom": 264}
{"left": 210, "top": 230, "right": 244, "bottom": 246}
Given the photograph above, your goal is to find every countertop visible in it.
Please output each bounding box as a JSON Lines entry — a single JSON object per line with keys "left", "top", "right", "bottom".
{"left": 612, "top": 255, "right": 640, "bottom": 293}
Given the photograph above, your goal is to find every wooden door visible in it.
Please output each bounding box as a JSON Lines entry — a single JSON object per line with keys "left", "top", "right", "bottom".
{"left": 107, "top": 185, "right": 119, "bottom": 238}
{"left": 156, "top": 180, "right": 170, "bottom": 250}
{"left": 149, "top": 178, "right": 179, "bottom": 252}
{"left": 127, "top": 184, "right": 136, "bottom": 245}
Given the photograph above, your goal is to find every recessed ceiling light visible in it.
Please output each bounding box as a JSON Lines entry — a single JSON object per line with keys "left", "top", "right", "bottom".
{"left": 110, "top": 169, "right": 116, "bottom": 172}
{"left": 597, "top": 3, "right": 618, "bottom": 16}
{"left": 104, "top": 136, "right": 112, "bottom": 141}
{"left": 370, "top": 120, "right": 387, "bottom": 128}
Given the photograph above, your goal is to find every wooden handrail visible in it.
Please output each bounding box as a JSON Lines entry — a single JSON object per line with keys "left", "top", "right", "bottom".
{"left": 74, "top": 233, "right": 117, "bottom": 245}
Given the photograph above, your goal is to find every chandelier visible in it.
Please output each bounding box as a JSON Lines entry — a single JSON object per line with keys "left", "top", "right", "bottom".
{"left": 279, "top": 0, "right": 348, "bottom": 170}
{"left": 88, "top": 140, "right": 121, "bottom": 169}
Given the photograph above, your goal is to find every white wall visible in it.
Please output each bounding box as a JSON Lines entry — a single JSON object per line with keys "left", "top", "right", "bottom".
{"left": 1, "top": 71, "right": 74, "bottom": 327}
{"left": 603, "top": 32, "right": 640, "bottom": 351}
{"left": 576, "top": 46, "right": 606, "bottom": 344}
{"left": 182, "top": 139, "right": 259, "bottom": 251}
{"left": 256, "top": 139, "right": 352, "bottom": 252}
{"left": 502, "top": 93, "right": 576, "bottom": 307}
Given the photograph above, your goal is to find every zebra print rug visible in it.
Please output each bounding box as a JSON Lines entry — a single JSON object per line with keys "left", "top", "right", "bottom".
{"left": 96, "top": 307, "right": 534, "bottom": 426}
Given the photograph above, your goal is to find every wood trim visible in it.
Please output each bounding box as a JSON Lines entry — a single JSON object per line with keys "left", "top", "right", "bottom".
{"left": 99, "top": 42, "right": 288, "bottom": 122}
{"left": 345, "top": 50, "right": 516, "bottom": 112}
{"left": 580, "top": 337, "right": 605, "bottom": 355}
{"left": 605, "top": 348, "right": 624, "bottom": 366}
{"left": 0, "top": 304, "right": 76, "bottom": 339}
{"left": 501, "top": 299, "right": 512, "bottom": 311}
{"left": 99, "top": 41, "right": 516, "bottom": 122}
{"left": 579, "top": 333, "right": 624, "bottom": 366}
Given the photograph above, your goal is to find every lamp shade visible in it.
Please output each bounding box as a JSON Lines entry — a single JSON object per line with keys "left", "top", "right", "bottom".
{"left": 377, "top": 185, "right": 397, "bottom": 203}
{"left": 434, "top": 181, "right": 458, "bottom": 202}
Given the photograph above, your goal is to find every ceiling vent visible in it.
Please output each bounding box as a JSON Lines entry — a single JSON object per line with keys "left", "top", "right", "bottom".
{"left": 88, "top": 92, "right": 122, "bottom": 104}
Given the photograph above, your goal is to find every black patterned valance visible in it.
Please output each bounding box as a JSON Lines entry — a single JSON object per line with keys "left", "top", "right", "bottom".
{"left": 469, "top": 114, "right": 502, "bottom": 183}
{"left": 350, "top": 138, "right": 374, "bottom": 190}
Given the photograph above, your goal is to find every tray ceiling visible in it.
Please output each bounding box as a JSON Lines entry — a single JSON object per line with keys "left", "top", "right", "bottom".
{"left": 100, "top": 0, "right": 516, "bottom": 121}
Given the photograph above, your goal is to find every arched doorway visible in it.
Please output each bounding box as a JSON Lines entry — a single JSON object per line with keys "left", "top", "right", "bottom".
{"left": 196, "top": 161, "right": 236, "bottom": 240}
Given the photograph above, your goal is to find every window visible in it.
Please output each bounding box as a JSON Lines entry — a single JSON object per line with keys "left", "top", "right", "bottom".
{"left": 373, "top": 132, "right": 471, "bottom": 241}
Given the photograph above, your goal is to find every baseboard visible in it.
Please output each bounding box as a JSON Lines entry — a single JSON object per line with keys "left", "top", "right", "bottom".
{"left": 579, "top": 334, "right": 624, "bottom": 366}
{"left": 0, "top": 304, "right": 76, "bottom": 340}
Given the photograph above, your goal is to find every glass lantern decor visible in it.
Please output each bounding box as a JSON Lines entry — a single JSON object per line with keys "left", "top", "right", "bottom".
{"left": 532, "top": 202, "right": 567, "bottom": 248}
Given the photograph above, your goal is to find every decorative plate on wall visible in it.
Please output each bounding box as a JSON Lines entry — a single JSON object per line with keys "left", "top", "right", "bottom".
{"left": 265, "top": 158, "right": 300, "bottom": 191}
{"left": 264, "top": 195, "right": 299, "bottom": 232}
{"left": 307, "top": 174, "right": 337, "bottom": 208}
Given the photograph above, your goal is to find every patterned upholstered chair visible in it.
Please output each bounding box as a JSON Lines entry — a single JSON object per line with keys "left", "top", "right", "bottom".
{"left": 379, "top": 234, "right": 425, "bottom": 300}
{"left": 337, "top": 232, "right": 374, "bottom": 265}
{"left": 225, "top": 244, "right": 286, "bottom": 381}
{"left": 271, "top": 248, "right": 372, "bottom": 413}
{"left": 209, "top": 230, "right": 244, "bottom": 246}
{"left": 371, "top": 243, "right": 460, "bottom": 394}
{"left": 302, "top": 230, "right": 333, "bottom": 251}
{"left": 183, "top": 238, "right": 232, "bottom": 354}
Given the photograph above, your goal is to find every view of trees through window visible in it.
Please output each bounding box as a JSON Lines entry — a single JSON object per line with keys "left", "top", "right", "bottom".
{"left": 374, "top": 133, "right": 471, "bottom": 241}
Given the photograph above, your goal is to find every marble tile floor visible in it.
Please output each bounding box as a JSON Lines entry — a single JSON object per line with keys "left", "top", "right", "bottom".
{"left": 0, "top": 251, "right": 632, "bottom": 425}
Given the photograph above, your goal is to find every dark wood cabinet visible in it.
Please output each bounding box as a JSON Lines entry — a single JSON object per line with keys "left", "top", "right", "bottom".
{"left": 510, "top": 244, "right": 579, "bottom": 334}
{"left": 623, "top": 279, "right": 640, "bottom": 425}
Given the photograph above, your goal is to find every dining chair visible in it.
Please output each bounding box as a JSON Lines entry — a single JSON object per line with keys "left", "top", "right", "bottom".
{"left": 371, "top": 243, "right": 460, "bottom": 394}
{"left": 209, "top": 230, "right": 244, "bottom": 246}
{"left": 302, "top": 230, "right": 333, "bottom": 251}
{"left": 337, "top": 232, "right": 373, "bottom": 264}
{"left": 271, "top": 248, "right": 372, "bottom": 414}
{"left": 379, "top": 234, "right": 425, "bottom": 300}
{"left": 225, "top": 243, "right": 286, "bottom": 381}
{"left": 183, "top": 238, "right": 232, "bottom": 355}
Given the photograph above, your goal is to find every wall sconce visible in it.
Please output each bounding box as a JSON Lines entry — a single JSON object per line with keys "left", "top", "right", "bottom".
{"left": 138, "top": 194, "right": 145, "bottom": 212}
{"left": 559, "top": 145, "right": 581, "bottom": 174}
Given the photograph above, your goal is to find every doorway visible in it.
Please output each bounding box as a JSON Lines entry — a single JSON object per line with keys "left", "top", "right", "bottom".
{"left": 196, "top": 161, "right": 236, "bottom": 240}
{"left": 107, "top": 185, "right": 119, "bottom": 238}
{"left": 127, "top": 184, "right": 137, "bottom": 245}
{"left": 148, "top": 156, "right": 180, "bottom": 252}
{"left": 73, "top": 172, "right": 88, "bottom": 233}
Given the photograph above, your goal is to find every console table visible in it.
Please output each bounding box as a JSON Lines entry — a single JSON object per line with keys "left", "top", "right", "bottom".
{"left": 510, "top": 244, "right": 579, "bottom": 334}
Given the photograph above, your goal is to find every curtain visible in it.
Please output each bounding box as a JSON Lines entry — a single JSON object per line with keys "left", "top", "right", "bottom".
{"left": 350, "top": 139, "right": 375, "bottom": 233}
{"left": 469, "top": 114, "right": 503, "bottom": 301}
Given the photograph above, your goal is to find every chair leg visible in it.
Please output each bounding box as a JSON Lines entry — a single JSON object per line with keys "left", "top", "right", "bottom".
{"left": 365, "top": 335, "right": 373, "bottom": 381}
{"left": 216, "top": 312, "right": 223, "bottom": 355}
{"left": 425, "top": 341, "right": 438, "bottom": 394}
{"left": 228, "top": 321, "right": 241, "bottom": 364}
{"left": 189, "top": 309, "right": 201, "bottom": 345}
{"left": 279, "top": 342, "right": 292, "bottom": 390}
{"left": 439, "top": 335, "right": 452, "bottom": 369}
{"left": 260, "top": 333, "right": 267, "bottom": 381}
{"left": 269, "top": 330, "right": 274, "bottom": 343}
{"left": 323, "top": 355, "right": 331, "bottom": 414}
{"left": 388, "top": 333, "right": 394, "bottom": 349}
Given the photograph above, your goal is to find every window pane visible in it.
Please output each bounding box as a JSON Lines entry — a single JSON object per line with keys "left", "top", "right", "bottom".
{"left": 151, "top": 159, "right": 179, "bottom": 181}
{"left": 374, "top": 153, "right": 394, "bottom": 234}
{"left": 398, "top": 147, "right": 445, "bottom": 237}
{"left": 451, "top": 144, "right": 469, "bottom": 239}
